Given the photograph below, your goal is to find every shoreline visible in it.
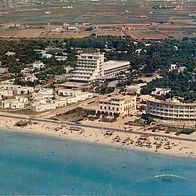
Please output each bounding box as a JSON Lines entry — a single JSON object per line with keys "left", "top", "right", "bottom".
{"left": 2, "top": 127, "right": 196, "bottom": 160}
{"left": 0, "top": 116, "right": 196, "bottom": 158}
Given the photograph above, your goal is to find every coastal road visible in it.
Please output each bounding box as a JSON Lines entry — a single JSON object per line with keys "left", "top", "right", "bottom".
{"left": 1, "top": 113, "right": 196, "bottom": 143}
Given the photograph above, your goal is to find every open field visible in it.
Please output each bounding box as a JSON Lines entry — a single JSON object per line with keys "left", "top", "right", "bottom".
{"left": 0, "top": 0, "right": 195, "bottom": 39}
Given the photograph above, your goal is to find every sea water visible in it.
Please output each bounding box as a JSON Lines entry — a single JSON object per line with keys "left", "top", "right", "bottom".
{"left": 0, "top": 130, "right": 196, "bottom": 195}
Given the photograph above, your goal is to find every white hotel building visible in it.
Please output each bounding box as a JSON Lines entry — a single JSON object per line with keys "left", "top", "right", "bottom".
{"left": 102, "top": 60, "right": 130, "bottom": 78}
{"left": 146, "top": 98, "right": 196, "bottom": 120}
{"left": 69, "top": 53, "right": 130, "bottom": 82}
{"left": 69, "top": 53, "right": 104, "bottom": 82}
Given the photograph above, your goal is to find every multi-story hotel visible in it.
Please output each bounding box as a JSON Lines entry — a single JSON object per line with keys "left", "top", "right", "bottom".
{"left": 69, "top": 53, "right": 131, "bottom": 82}
{"left": 69, "top": 53, "right": 104, "bottom": 82}
{"left": 146, "top": 98, "right": 196, "bottom": 120}
{"left": 97, "top": 95, "right": 137, "bottom": 116}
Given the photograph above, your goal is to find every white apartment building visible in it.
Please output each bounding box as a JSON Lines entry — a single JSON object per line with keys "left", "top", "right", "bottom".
{"left": 102, "top": 61, "right": 130, "bottom": 77}
{"left": 97, "top": 95, "right": 137, "bottom": 116}
{"left": 69, "top": 53, "right": 104, "bottom": 82}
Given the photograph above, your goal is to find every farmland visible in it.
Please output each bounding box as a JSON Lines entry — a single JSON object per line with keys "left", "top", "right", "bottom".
{"left": 0, "top": 0, "right": 195, "bottom": 39}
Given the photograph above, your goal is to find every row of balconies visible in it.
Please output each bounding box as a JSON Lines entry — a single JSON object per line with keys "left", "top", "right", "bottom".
{"left": 149, "top": 104, "right": 196, "bottom": 110}
{"left": 152, "top": 110, "right": 196, "bottom": 115}
{"left": 100, "top": 105, "right": 119, "bottom": 111}
{"left": 77, "top": 61, "right": 98, "bottom": 65}
{"left": 73, "top": 68, "right": 95, "bottom": 72}
{"left": 148, "top": 109, "right": 196, "bottom": 115}
{"left": 99, "top": 102, "right": 120, "bottom": 106}
{"left": 147, "top": 110, "right": 196, "bottom": 119}
{"left": 148, "top": 106, "right": 196, "bottom": 112}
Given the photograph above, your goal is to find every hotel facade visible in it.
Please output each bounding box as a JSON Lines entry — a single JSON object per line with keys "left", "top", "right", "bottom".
{"left": 69, "top": 53, "right": 104, "bottom": 82}
{"left": 146, "top": 99, "right": 196, "bottom": 120}
{"left": 69, "top": 53, "right": 130, "bottom": 82}
{"left": 97, "top": 95, "right": 137, "bottom": 116}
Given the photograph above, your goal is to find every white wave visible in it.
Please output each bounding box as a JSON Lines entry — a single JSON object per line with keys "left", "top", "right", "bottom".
{"left": 153, "top": 174, "right": 187, "bottom": 180}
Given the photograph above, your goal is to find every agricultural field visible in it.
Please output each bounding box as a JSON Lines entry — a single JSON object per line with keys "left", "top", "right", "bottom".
{"left": 0, "top": 0, "right": 195, "bottom": 39}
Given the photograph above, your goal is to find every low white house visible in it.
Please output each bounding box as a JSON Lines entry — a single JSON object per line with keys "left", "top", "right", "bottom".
{"left": 151, "top": 88, "right": 171, "bottom": 96}
{"left": 57, "top": 89, "right": 93, "bottom": 100}
{"left": 38, "top": 88, "right": 53, "bottom": 95}
{"left": 66, "top": 96, "right": 78, "bottom": 104}
{"left": 0, "top": 100, "right": 25, "bottom": 109}
{"left": 0, "top": 100, "right": 12, "bottom": 108}
{"left": 67, "top": 26, "right": 78, "bottom": 32}
{"left": 24, "top": 74, "right": 38, "bottom": 82}
{"left": 16, "top": 96, "right": 29, "bottom": 104}
{"left": 12, "top": 86, "right": 34, "bottom": 95}
{"left": 41, "top": 51, "right": 52, "bottom": 59}
{"left": 54, "top": 99, "right": 67, "bottom": 107}
{"left": 6, "top": 51, "right": 16, "bottom": 56}
{"left": 32, "top": 61, "right": 45, "bottom": 69}
{"left": 76, "top": 92, "right": 93, "bottom": 101}
{"left": 169, "top": 64, "right": 177, "bottom": 71}
{"left": 32, "top": 93, "right": 53, "bottom": 100}
{"left": 57, "top": 89, "right": 75, "bottom": 96}
{"left": 10, "top": 101, "right": 25, "bottom": 109}
{"left": 0, "top": 89, "right": 14, "bottom": 97}
{"left": 31, "top": 103, "right": 56, "bottom": 112}
{"left": 55, "top": 56, "right": 67, "bottom": 61}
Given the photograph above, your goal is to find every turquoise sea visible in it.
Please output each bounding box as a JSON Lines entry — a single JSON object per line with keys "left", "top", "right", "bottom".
{"left": 0, "top": 130, "right": 196, "bottom": 195}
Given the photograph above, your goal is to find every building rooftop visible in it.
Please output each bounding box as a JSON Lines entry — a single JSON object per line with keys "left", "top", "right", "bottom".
{"left": 79, "top": 52, "right": 103, "bottom": 56}
{"left": 100, "top": 95, "right": 136, "bottom": 102}
{"left": 147, "top": 97, "right": 196, "bottom": 107}
{"left": 102, "top": 61, "right": 130, "bottom": 70}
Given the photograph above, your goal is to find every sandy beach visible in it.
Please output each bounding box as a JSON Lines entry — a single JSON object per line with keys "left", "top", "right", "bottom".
{"left": 0, "top": 116, "right": 196, "bottom": 158}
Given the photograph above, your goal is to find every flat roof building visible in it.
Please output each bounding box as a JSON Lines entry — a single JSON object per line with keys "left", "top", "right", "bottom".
{"left": 146, "top": 98, "right": 196, "bottom": 120}
{"left": 102, "top": 60, "right": 130, "bottom": 77}
{"left": 97, "top": 95, "right": 137, "bottom": 116}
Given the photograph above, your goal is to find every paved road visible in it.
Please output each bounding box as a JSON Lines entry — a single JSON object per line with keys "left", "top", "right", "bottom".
{"left": 1, "top": 113, "right": 196, "bottom": 143}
